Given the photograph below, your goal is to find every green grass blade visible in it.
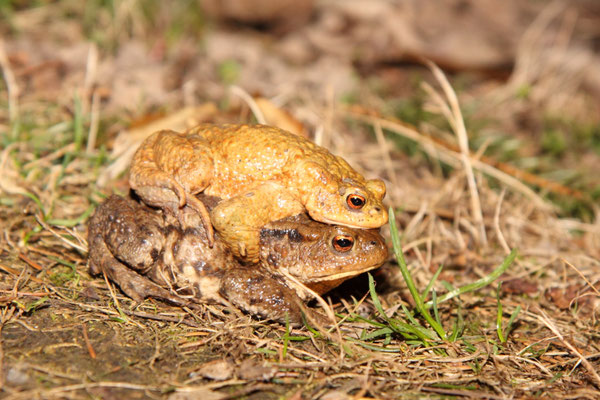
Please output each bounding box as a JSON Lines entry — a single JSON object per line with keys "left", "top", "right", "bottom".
{"left": 368, "top": 273, "right": 387, "bottom": 318}
{"left": 22, "top": 191, "right": 46, "bottom": 219}
{"left": 282, "top": 313, "right": 290, "bottom": 359}
{"left": 46, "top": 205, "right": 95, "bottom": 227}
{"left": 361, "top": 327, "right": 394, "bottom": 341}
{"left": 400, "top": 305, "right": 439, "bottom": 340}
{"left": 401, "top": 305, "right": 423, "bottom": 329}
{"left": 449, "top": 305, "right": 464, "bottom": 342}
{"left": 389, "top": 207, "right": 447, "bottom": 340}
{"left": 441, "top": 281, "right": 455, "bottom": 293}
{"left": 350, "top": 315, "right": 387, "bottom": 329}
{"left": 504, "top": 305, "right": 521, "bottom": 341}
{"left": 496, "top": 282, "right": 505, "bottom": 343}
{"left": 389, "top": 318, "right": 435, "bottom": 342}
{"left": 344, "top": 337, "right": 404, "bottom": 353}
{"left": 422, "top": 264, "right": 443, "bottom": 300}
{"left": 73, "top": 94, "right": 84, "bottom": 152}
{"left": 432, "top": 290, "right": 442, "bottom": 327}
{"left": 426, "top": 249, "right": 518, "bottom": 308}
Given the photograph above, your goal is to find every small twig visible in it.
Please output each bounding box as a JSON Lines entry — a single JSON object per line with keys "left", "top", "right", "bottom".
{"left": 83, "top": 43, "right": 98, "bottom": 103}
{"left": 561, "top": 258, "right": 600, "bottom": 297}
{"left": 278, "top": 270, "right": 336, "bottom": 326}
{"left": 421, "top": 82, "right": 455, "bottom": 132}
{"left": 426, "top": 61, "right": 487, "bottom": 247}
{"left": 321, "top": 84, "right": 335, "bottom": 150}
{"left": 493, "top": 188, "right": 511, "bottom": 255}
{"left": 0, "top": 263, "right": 43, "bottom": 284}
{"left": 278, "top": 269, "right": 347, "bottom": 362}
{"left": 0, "top": 290, "right": 47, "bottom": 296}
{"left": 18, "top": 253, "right": 44, "bottom": 271}
{"left": 230, "top": 85, "right": 266, "bottom": 124}
{"left": 102, "top": 271, "right": 127, "bottom": 321}
{"left": 82, "top": 323, "right": 97, "bottom": 359}
{"left": 86, "top": 90, "right": 101, "bottom": 154}
{"left": 3, "top": 381, "right": 164, "bottom": 400}
{"left": 493, "top": 354, "right": 553, "bottom": 377}
{"left": 344, "top": 108, "right": 551, "bottom": 210}
{"left": 23, "top": 143, "right": 77, "bottom": 170}
{"left": 147, "top": 326, "right": 161, "bottom": 368}
{"left": 0, "top": 306, "right": 17, "bottom": 389}
{"left": 33, "top": 214, "right": 87, "bottom": 253}
{"left": 312, "top": 124, "right": 324, "bottom": 147}
{"left": 421, "top": 386, "right": 506, "bottom": 400}
{"left": 373, "top": 122, "right": 399, "bottom": 204}
{"left": 0, "top": 39, "right": 19, "bottom": 125}
{"left": 537, "top": 309, "right": 600, "bottom": 388}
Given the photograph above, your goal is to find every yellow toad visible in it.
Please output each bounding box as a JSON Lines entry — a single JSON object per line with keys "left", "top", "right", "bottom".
{"left": 129, "top": 124, "right": 387, "bottom": 262}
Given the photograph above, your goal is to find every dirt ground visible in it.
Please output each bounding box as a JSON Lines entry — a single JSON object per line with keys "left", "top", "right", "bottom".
{"left": 1, "top": 1, "right": 600, "bottom": 399}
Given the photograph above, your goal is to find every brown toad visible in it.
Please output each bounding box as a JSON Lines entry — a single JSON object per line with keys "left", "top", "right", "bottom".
{"left": 87, "top": 195, "right": 388, "bottom": 324}
{"left": 129, "top": 124, "right": 387, "bottom": 262}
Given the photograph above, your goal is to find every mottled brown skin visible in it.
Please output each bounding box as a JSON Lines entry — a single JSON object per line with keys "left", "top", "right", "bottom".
{"left": 129, "top": 123, "right": 388, "bottom": 262}
{"left": 88, "top": 195, "right": 388, "bottom": 324}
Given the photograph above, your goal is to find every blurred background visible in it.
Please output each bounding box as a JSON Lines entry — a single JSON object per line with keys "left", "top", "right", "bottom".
{"left": 2, "top": 3, "right": 600, "bottom": 397}
{"left": 1, "top": 0, "right": 600, "bottom": 217}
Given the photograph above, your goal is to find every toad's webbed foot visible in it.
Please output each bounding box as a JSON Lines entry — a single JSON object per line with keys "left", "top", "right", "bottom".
{"left": 132, "top": 184, "right": 215, "bottom": 247}
{"left": 182, "top": 195, "right": 214, "bottom": 247}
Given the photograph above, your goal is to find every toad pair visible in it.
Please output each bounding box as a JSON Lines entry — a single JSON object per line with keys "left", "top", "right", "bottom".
{"left": 88, "top": 124, "right": 389, "bottom": 323}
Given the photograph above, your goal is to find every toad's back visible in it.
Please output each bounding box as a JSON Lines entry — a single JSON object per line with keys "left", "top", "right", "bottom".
{"left": 187, "top": 124, "right": 366, "bottom": 198}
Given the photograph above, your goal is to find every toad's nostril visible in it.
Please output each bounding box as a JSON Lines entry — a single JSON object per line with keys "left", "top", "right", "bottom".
{"left": 370, "top": 207, "right": 381, "bottom": 215}
{"left": 370, "top": 241, "right": 377, "bottom": 245}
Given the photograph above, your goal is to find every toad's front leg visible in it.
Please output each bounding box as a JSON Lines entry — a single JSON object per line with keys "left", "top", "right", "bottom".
{"left": 129, "top": 130, "right": 215, "bottom": 245}
{"left": 220, "top": 266, "right": 327, "bottom": 326}
{"left": 210, "top": 183, "right": 305, "bottom": 263}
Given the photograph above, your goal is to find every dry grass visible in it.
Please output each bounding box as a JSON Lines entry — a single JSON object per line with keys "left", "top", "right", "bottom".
{"left": 1, "top": 2, "right": 600, "bottom": 399}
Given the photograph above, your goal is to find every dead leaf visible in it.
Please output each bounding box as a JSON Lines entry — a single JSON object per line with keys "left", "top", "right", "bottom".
{"left": 168, "top": 387, "right": 226, "bottom": 400}
{"left": 546, "top": 284, "right": 596, "bottom": 311}
{"left": 502, "top": 278, "right": 538, "bottom": 295}
{"left": 255, "top": 97, "right": 308, "bottom": 137}
{"left": 97, "top": 103, "right": 217, "bottom": 187}
{"left": 193, "top": 359, "right": 235, "bottom": 381}
{"left": 237, "top": 359, "right": 277, "bottom": 381}
{"left": 320, "top": 390, "right": 352, "bottom": 400}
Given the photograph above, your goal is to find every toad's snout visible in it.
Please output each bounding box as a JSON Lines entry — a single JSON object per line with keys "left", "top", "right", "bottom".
{"left": 369, "top": 206, "right": 382, "bottom": 215}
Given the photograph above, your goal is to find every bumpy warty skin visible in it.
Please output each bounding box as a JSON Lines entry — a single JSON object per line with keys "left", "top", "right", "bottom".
{"left": 88, "top": 195, "right": 388, "bottom": 324}
{"left": 129, "top": 123, "right": 388, "bottom": 262}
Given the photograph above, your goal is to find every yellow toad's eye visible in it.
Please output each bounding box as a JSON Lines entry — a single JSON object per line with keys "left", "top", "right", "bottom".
{"left": 332, "top": 235, "right": 354, "bottom": 252}
{"left": 346, "top": 194, "right": 366, "bottom": 209}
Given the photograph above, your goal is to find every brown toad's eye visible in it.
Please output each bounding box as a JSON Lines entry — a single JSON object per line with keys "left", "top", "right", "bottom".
{"left": 347, "top": 194, "right": 365, "bottom": 209}
{"left": 333, "top": 235, "right": 354, "bottom": 252}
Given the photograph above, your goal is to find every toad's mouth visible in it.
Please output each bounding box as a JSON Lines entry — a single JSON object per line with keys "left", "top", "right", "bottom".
{"left": 301, "top": 264, "right": 381, "bottom": 295}
{"left": 314, "top": 216, "right": 383, "bottom": 229}
{"left": 300, "top": 264, "right": 380, "bottom": 283}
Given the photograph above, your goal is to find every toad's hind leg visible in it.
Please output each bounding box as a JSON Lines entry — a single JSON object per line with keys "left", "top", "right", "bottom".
{"left": 210, "top": 183, "right": 305, "bottom": 263}
{"left": 92, "top": 196, "right": 166, "bottom": 274}
{"left": 88, "top": 239, "right": 187, "bottom": 307}
{"left": 129, "top": 130, "right": 215, "bottom": 245}
{"left": 88, "top": 197, "right": 186, "bottom": 306}
{"left": 220, "top": 267, "right": 327, "bottom": 326}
